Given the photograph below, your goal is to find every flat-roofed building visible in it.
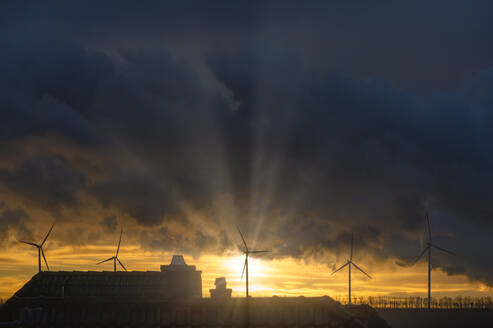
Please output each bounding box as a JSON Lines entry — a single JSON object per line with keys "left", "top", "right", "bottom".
{"left": 0, "top": 255, "right": 202, "bottom": 325}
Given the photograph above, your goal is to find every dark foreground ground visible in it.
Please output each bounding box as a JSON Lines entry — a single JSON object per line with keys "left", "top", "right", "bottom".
{"left": 378, "top": 309, "right": 493, "bottom": 328}
{"left": 1, "top": 271, "right": 390, "bottom": 327}
{"left": 1, "top": 297, "right": 390, "bottom": 327}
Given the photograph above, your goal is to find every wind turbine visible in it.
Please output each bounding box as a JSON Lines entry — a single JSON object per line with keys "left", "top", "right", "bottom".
{"left": 19, "top": 222, "right": 55, "bottom": 272}
{"left": 97, "top": 229, "right": 127, "bottom": 272}
{"left": 331, "top": 232, "right": 372, "bottom": 304}
{"left": 237, "top": 226, "right": 270, "bottom": 298}
{"left": 413, "top": 212, "right": 456, "bottom": 309}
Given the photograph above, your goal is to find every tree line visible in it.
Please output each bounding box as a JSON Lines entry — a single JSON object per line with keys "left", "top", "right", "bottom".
{"left": 334, "top": 296, "right": 493, "bottom": 309}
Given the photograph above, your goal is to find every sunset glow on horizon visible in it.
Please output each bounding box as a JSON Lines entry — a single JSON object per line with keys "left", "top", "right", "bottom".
{"left": 1, "top": 245, "right": 490, "bottom": 301}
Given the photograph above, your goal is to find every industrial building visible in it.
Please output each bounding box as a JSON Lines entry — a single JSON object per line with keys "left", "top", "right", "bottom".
{"left": 0, "top": 255, "right": 202, "bottom": 325}
{"left": 0, "top": 255, "right": 387, "bottom": 327}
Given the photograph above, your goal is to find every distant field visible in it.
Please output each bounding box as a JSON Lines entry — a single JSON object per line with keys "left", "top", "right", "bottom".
{"left": 377, "top": 309, "right": 493, "bottom": 328}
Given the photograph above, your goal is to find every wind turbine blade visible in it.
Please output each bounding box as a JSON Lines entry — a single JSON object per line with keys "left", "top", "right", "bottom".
{"left": 41, "top": 222, "right": 55, "bottom": 247}
{"left": 331, "top": 261, "right": 349, "bottom": 275}
{"left": 236, "top": 225, "right": 248, "bottom": 252}
{"left": 116, "top": 229, "right": 123, "bottom": 257}
{"left": 117, "top": 258, "right": 127, "bottom": 271}
{"left": 96, "top": 257, "right": 114, "bottom": 265}
{"left": 41, "top": 248, "right": 50, "bottom": 271}
{"left": 249, "top": 250, "right": 271, "bottom": 254}
{"left": 431, "top": 244, "right": 456, "bottom": 256}
{"left": 351, "top": 262, "right": 372, "bottom": 279}
{"left": 426, "top": 212, "right": 432, "bottom": 242}
{"left": 350, "top": 232, "right": 354, "bottom": 261}
{"left": 413, "top": 247, "right": 429, "bottom": 264}
{"left": 241, "top": 257, "right": 247, "bottom": 280}
{"left": 19, "top": 241, "right": 40, "bottom": 247}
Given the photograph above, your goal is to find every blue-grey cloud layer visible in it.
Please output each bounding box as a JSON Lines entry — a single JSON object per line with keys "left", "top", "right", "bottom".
{"left": 2, "top": 0, "right": 493, "bottom": 286}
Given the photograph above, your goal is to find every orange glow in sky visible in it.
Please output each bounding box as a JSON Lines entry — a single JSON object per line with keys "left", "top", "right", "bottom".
{"left": 1, "top": 244, "right": 491, "bottom": 301}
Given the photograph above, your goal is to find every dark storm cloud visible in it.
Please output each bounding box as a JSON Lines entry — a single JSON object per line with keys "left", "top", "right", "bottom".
{"left": 11, "top": 0, "right": 492, "bottom": 93}
{"left": 0, "top": 30, "right": 111, "bottom": 145}
{"left": 89, "top": 173, "right": 179, "bottom": 226}
{"left": 0, "top": 204, "right": 33, "bottom": 244}
{"left": 100, "top": 215, "right": 118, "bottom": 234}
{"left": 0, "top": 157, "right": 86, "bottom": 213}
{"left": 2, "top": 0, "right": 493, "bottom": 287}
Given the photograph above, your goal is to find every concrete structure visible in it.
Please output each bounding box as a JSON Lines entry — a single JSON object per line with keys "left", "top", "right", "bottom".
{"left": 160, "top": 255, "right": 197, "bottom": 272}
{"left": 210, "top": 277, "right": 232, "bottom": 299}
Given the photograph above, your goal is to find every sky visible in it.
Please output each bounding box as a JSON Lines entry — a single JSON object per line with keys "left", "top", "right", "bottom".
{"left": 2, "top": 0, "right": 493, "bottom": 300}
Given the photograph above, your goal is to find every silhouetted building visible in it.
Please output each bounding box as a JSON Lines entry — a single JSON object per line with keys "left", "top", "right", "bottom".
{"left": 210, "top": 277, "right": 232, "bottom": 299}
{"left": 6, "top": 255, "right": 201, "bottom": 300}
{"left": 0, "top": 255, "right": 202, "bottom": 323}
{"left": 0, "top": 256, "right": 390, "bottom": 327}
{"left": 160, "top": 255, "right": 197, "bottom": 273}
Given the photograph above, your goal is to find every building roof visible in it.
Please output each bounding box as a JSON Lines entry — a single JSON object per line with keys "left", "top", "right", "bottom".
{"left": 161, "top": 254, "right": 197, "bottom": 272}
{"left": 170, "top": 255, "right": 186, "bottom": 266}
{"left": 8, "top": 268, "right": 202, "bottom": 303}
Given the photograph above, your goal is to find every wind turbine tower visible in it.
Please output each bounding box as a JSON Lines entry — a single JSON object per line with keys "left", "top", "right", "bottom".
{"left": 20, "top": 222, "right": 55, "bottom": 272}
{"left": 331, "top": 232, "right": 372, "bottom": 304}
{"left": 237, "top": 226, "right": 270, "bottom": 298}
{"left": 97, "top": 229, "right": 127, "bottom": 272}
{"left": 414, "top": 212, "right": 456, "bottom": 309}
